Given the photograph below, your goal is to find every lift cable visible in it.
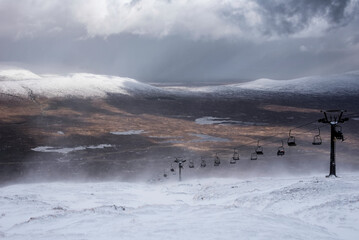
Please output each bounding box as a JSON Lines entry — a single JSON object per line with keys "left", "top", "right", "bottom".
{"left": 237, "top": 119, "right": 320, "bottom": 150}
{"left": 259, "top": 124, "right": 326, "bottom": 149}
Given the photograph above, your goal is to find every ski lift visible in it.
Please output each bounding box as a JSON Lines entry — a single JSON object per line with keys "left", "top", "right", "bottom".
{"left": 230, "top": 157, "right": 236, "bottom": 164}
{"left": 189, "top": 160, "right": 195, "bottom": 168}
{"left": 170, "top": 164, "right": 175, "bottom": 172}
{"left": 214, "top": 153, "right": 220, "bottom": 166}
{"left": 335, "top": 125, "right": 344, "bottom": 141}
{"left": 174, "top": 158, "right": 186, "bottom": 164}
{"left": 232, "top": 148, "right": 240, "bottom": 160}
{"left": 255, "top": 140, "right": 263, "bottom": 155}
{"left": 277, "top": 140, "right": 285, "bottom": 156}
{"left": 179, "top": 160, "right": 186, "bottom": 169}
{"left": 287, "top": 130, "right": 296, "bottom": 146}
{"left": 251, "top": 151, "right": 258, "bottom": 160}
{"left": 312, "top": 128, "right": 322, "bottom": 145}
{"left": 200, "top": 157, "right": 206, "bottom": 168}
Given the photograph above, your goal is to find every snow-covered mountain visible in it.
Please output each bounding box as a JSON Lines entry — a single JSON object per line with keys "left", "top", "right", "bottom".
{"left": 238, "top": 71, "right": 359, "bottom": 94}
{"left": 1, "top": 174, "right": 358, "bottom": 240}
{"left": 164, "top": 71, "right": 359, "bottom": 95}
{"left": 0, "top": 68, "right": 162, "bottom": 98}
{"left": 1, "top": 67, "right": 359, "bottom": 99}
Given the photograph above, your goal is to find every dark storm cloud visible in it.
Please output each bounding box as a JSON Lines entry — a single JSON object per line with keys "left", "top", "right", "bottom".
{"left": 1, "top": 0, "right": 357, "bottom": 40}
{"left": 66, "top": 0, "right": 358, "bottom": 40}
{"left": 0, "top": 0, "right": 358, "bottom": 82}
{"left": 256, "top": 0, "right": 356, "bottom": 36}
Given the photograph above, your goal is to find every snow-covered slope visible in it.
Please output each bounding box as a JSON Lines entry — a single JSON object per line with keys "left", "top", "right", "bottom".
{"left": 1, "top": 174, "right": 358, "bottom": 240}
{"left": 238, "top": 71, "right": 359, "bottom": 94}
{"left": 0, "top": 68, "right": 162, "bottom": 98}
{"left": 1, "top": 67, "right": 359, "bottom": 99}
{"left": 165, "top": 71, "right": 359, "bottom": 95}
{"left": 0, "top": 69, "right": 42, "bottom": 81}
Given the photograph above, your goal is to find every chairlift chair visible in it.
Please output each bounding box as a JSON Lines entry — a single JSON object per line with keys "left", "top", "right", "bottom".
{"left": 179, "top": 162, "right": 185, "bottom": 169}
{"left": 277, "top": 140, "right": 285, "bottom": 156}
{"left": 335, "top": 125, "right": 344, "bottom": 141}
{"left": 174, "top": 158, "right": 186, "bottom": 169}
{"left": 230, "top": 157, "right": 236, "bottom": 164}
{"left": 312, "top": 135, "right": 322, "bottom": 145}
{"left": 232, "top": 148, "right": 240, "bottom": 160}
{"left": 170, "top": 164, "right": 175, "bottom": 172}
{"left": 251, "top": 152, "right": 258, "bottom": 160}
{"left": 312, "top": 128, "right": 322, "bottom": 145}
{"left": 214, "top": 153, "right": 221, "bottom": 166}
{"left": 255, "top": 140, "right": 263, "bottom": 155}
{"left": 200, "top": 158, "right": 206, "bottom": 168}
{"left": 287, "top": 130, "right": 296, "bottom": 146}
{"left": 189, "top": 160, "right": 195, "bottom": 168}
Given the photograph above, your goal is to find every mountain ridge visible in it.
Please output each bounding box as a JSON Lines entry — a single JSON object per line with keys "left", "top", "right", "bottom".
{"left": 1, "top": 67, "right": 359, "bottom": 99}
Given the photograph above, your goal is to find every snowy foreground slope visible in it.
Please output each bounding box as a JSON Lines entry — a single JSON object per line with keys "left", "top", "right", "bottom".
{"left": 1, "top": 174, "right": 359, "bottom": 240}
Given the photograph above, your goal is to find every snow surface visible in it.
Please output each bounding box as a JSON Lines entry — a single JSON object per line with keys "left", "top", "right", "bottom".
{"left": 0, "top": 69, "right": 41, "bottom": 81}
{"left": 110, "top": 130, "right": 145, "bottom": 135}
{"left": 164, "top": 71, "right": 359, "bottom": 95}
{"left": 1, "top": 174, "right": 358, "bottom": 240}
{"left": 195, "top": 116, "right": 267, "bottom": 126}
{"left": 1, "top": 67, "right": 359, "bottom": 99}
{"left": 195, "top": 116, "right": 237, "bottom": 125}
{"left": 0, "top": 68, "right": 161, "bottom": 98}
{"left": 31, "top": 144, "right": 113, "bottom": 154}
{"left": 238, "top": 71, "right": 359, "bottom": 94}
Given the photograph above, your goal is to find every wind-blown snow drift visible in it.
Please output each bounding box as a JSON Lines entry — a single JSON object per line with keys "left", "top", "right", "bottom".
{"left": 1, "top": 174, "right": 358, "bottom": 240}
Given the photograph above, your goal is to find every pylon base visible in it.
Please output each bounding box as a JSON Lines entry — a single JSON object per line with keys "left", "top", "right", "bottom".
{"left": 326, "top": 174, "right": 338, "bottom": 178}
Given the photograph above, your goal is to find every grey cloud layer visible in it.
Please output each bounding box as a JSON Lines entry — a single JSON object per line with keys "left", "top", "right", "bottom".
{"left": 256, "top": 0, "right": 356, "bottom": 36}
{"left": 0, "top": 0, "right": 358, "bottom": 82}
{"left": 1, "top": 0, "right": 358, "bottom": 40}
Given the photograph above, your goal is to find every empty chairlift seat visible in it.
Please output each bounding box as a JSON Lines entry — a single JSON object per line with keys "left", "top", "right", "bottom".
{"left": 251, "top": 152, "right": 258, "bottom": 160}
{"left": 189, "top": 160, "right": 195, "bottom": 168}
{"left": 232, "top": 149, "right": 240, "bottom": 160}
{"left": 277, "top": 140, "right": 285, "bottom": 156}
{"left": 277, "top": 147, "right": 285, "bottom": 156}
{"left": 200, "top": 158, "right": 207, "bottom": 168}
{"left": 312, "top": 135, "right": 322, "bottom": 145}
{"left": 214, "top": 154, "right": 221, "bottom": 166}
{"left": 287, "top": 130, "right": 296, "bottom": 146}
{"left": 335, "top": 125, "right": 344, "bottom": 141}
{"left": 312, "top": 128, "right": 322, "bottom": 145}
{"left": 255, "top": 140, "right": 263, "bottom": 155}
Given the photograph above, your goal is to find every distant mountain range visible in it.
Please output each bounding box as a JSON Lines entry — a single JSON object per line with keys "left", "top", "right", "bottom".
{"left": 1, "top": 67, "right": 359, "bottom": 99}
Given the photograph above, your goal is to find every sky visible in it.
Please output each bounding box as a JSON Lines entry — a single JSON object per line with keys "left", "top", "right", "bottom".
{"left": 0, "top": 0, "right": 359, "bottom": 83}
